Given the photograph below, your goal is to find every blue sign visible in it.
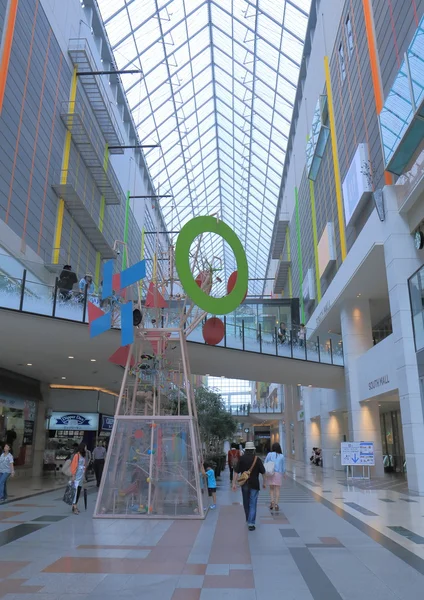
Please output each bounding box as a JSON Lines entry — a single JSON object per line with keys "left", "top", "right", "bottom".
{"left": 101, "top": 416, "right": 114, "bottom": 431}
{"left": 49, "top": 412, "right": 99, "bottom": 431}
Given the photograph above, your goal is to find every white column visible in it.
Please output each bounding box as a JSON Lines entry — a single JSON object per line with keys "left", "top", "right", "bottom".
{"left": 302, "top": 387, "right": 321, "bottom": 463}
{"left": 320, "top": 390, "right": 345, "bottom": 468}
{"left": 340, "top": 298, "right": 384, "bottom": 476}
{"left": 32, "top": 385, "right": 49, "bottom": 478}
{"left": 278, "top": 419, "right": 285, "bottom": 450}
{"left": 383, "top": 185, "right": 424, "bottom": 494}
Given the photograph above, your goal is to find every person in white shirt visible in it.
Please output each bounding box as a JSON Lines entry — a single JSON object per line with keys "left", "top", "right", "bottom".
{"left": 93, "top": 441, "right": 107, "bottom": 487}
{"left": 0, "top": 444, "right": 15, "bottom": 502}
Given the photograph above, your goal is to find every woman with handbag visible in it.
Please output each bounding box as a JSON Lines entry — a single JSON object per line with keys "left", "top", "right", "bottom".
{"left": 70, "top": 443, "right": 87, "bottom": 514}
{"left": 264, "top": 443, "right": 286, "bottom": 511}
{"left": 232, "top": 441, "right": 265, "bottom": 531}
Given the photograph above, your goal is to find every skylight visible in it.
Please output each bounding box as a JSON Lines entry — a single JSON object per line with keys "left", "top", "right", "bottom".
{"left": 97, "top": 0, "right": 311, "bottom": 297}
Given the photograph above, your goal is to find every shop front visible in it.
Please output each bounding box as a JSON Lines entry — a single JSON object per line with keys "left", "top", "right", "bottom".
{"left": 0, "top": 368, "right": 40, "bottom": 471}
{"left": 45, "top": 411, "right": 100, "bottom": 472}
{"left": 43, "top": 387, "right": 118, "bottom": 472}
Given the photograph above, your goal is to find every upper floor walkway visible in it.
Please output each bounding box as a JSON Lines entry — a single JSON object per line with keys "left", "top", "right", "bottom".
{"left": 0, "top": 262, "right": 344, "bottom": 391}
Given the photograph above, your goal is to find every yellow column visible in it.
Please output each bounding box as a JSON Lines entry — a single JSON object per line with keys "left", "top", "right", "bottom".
{"left": 324, "top": 56, "right": 347, "bottom": 261}
{"left": 53, "top": 67, "right": 78, "bottom": 264}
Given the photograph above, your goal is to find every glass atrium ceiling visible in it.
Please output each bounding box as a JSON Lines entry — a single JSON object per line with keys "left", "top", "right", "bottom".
{"left": 97, "top": 0, "right": 311, "bottom": 296}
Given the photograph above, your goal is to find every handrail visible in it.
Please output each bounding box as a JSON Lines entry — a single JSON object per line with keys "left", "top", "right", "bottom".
{"left": 0, "top": 263, "right": 344, "bottom": 367}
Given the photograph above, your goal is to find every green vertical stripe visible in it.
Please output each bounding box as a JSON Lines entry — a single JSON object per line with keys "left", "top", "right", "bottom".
{"left": 309, "top": 180, "right": 321, "bottom": 303}
{"left": 122, "top": 191, "right": 130, "bottom": 269}
{"left": 295, "top": 187, "right": 305, "bottom": 323}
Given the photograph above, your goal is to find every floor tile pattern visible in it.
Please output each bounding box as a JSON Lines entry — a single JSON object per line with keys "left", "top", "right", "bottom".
{"left": 0, "top": 463, "right": 424, "bottom": 598}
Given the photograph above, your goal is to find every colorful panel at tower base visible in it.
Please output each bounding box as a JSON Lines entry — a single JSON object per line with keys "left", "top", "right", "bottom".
{"left": 94, "top": 417, "right": 203, "bottom": 519}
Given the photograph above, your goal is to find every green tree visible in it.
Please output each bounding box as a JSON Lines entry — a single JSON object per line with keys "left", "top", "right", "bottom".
{"left": 169, "top": 385, "right": 236, "bottom": 449}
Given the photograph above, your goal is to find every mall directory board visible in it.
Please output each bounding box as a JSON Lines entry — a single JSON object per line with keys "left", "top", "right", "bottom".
{"left": 341, "top": 441, "right": 375, "bottom": 466}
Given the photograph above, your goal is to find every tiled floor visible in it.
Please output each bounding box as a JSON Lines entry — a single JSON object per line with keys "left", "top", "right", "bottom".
{"left": 0, "top": 465, "right": 424, "bottom": 599}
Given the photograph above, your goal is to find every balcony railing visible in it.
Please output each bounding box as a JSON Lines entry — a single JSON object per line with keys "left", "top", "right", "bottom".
{"left": 0, "top": 256, "right": 344, "bottom": 367}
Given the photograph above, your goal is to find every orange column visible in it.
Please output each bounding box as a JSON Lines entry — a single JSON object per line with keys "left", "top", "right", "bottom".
{"left": 362, "top": 0, "right": 393, "bottom": 184}
{"left": 0, "top": 0, "right": 19, "bottom": 114}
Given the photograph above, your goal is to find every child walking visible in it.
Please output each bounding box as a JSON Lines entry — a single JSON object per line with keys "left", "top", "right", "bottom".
{"left": 203, "top": 463, "right": 217, "bottom": 509}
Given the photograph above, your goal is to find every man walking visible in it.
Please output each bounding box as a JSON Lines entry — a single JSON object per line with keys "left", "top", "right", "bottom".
{"left": 93, "top": 441, "right": 106, "bottom": 487}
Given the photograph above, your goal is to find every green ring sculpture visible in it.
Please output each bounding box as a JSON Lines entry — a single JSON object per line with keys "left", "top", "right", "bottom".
{"left": 175, "top": 216, "right": 249, "bottom": 315}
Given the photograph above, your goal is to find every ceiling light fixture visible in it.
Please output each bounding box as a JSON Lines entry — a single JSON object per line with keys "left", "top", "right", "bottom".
{"left": 27, "top": 363, "right": 32, "bottom": 366}
{"left": 90, "top": 359, "right": 96, "bottom": 362}
{"left": 68, "top": 356, "right": 74, "bottom": 359}
{"left": 62, "top": 377, "right": 66, "bottom": 380}
{"left": 49, "top": 384, "right": 119, "bottom": 396}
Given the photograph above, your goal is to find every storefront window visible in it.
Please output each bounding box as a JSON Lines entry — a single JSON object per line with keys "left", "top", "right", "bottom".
{"left": 408, "top": 267, "right": 424, "bottom": 351}
{"left": 0, "top": 397, "right": 36, "bottom": 467}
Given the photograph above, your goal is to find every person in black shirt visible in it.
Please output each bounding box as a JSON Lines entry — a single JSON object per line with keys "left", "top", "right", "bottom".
{"left": 232, "top": 441, "right": 265, "bottom": 531}
{"left": 57, "top": 265, "right": 78, "bottom": 301}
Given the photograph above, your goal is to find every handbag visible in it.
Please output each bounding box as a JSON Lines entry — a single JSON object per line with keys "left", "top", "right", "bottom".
{"left": 63, "top": 482, "right": 75, "bottom": 506}
{"left": 62, "top": 458, "right": 72, "bottom": 478}
{"left": 265, "top": 460, "right": 275, "bottom": 477}
{"left": 237, "top": 456, "right": 257, "bottom": 486}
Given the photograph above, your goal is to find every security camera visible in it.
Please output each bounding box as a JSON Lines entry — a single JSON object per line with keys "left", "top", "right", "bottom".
{"left": 116, "top": 249, "right": 121, "bottom": 256}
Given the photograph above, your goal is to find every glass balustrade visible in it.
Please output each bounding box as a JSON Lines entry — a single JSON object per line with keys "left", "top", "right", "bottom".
{"left": 0, "top": 255, "right": 344, "bottom": 366}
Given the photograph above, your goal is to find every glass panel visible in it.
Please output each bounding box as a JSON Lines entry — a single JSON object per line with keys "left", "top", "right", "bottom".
{"left": 97, "top": 0, "right": 312, "bottom": 288}
{"left": 409, "top": 270, "right": 424, "bottom": 351}
{"left": 96, "top": 417, "right": 202, "bottom": 517}
{"left": 0, "top": 272, "right": 21, "bottom": 311}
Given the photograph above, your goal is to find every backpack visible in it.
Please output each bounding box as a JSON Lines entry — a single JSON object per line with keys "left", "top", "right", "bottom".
{"left": 62, "top": 458, "right": 72, "bottom": 478}
{"left": 229, "top": 450, "right": 239, "bottom": 469}
{"left": 237, "top": 456, "right": 257, "bottom": 486}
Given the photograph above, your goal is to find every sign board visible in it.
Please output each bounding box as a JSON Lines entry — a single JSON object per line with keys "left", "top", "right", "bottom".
{"left": 342, "top": 143, "right": 372, "bottom": 226}
{"left": 49, "top": 412, "right": 99, "bottom": 431}
{"left": 318, "top": 223, "right": 336, "bottom": 279}
{"left": 356, "top": 335, "right": 398, "bottom": 401}
{"left": 341, "top": 441, "right": 375, "bottom": 466}
{"left": 101, "top": 416, "right": 114, "bottom": 431}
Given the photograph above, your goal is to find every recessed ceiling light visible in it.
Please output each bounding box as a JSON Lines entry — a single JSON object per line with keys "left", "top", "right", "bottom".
{"left": 90, "top": 359, "right": 96, "bottom": 362}
{"left": 62, "top": 376, "right": 66, "bottom": 380}
{"left": 27, "top": 363, "right": 32, "bottom": 366}
{"left": 68, "top": 356, "right": 74, "bottom": 359}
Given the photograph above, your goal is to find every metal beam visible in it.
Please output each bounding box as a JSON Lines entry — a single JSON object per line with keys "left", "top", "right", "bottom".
{"left": 108, "top": 144, "right": 160, "bottom": 149}
{"left": 76, "top": 69, "right": 141, "bottom": 76}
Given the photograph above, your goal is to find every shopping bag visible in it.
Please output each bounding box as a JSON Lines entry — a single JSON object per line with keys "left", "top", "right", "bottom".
{"left": 63, "top": 482, "right": 74, "bottom": 506}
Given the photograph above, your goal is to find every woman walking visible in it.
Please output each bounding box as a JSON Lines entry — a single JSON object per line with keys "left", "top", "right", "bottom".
{"left": 70, "top": 443, "right": 87, "bottom": 514}
{"left": 232, "top": 441, "right": 265, "bottom": 531}
{"left": 265, "top": 442, "right": 286, "bottom": 511}
{"left": 0, "top": 444, "right": 15, "bottom": 502}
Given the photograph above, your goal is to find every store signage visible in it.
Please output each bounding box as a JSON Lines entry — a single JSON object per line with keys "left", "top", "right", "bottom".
{"left": 341, "top": 441, "right": 375, "bottom": 466}
{"left": 368, "top": 375, "right": 389, "bottom": 391}
{"left": 101, "top": 416, "right": 114, "bottom": 431}
{"left": 342, "top": 143, "right": 372, "bottom": 226}
{"left": 23, "top": 420, "right": 35, "bottom": 445}
{"left": 316, "top": 299, "right": 331, "bottom": 325}
{"left": 318, "top": 223, "right": 336, "bottom": 279}
{"left": 356, "top": 335, "right": 397, "bottom": 401}
{"left": 49, "top": 412, "right": 99, "bottom": 431}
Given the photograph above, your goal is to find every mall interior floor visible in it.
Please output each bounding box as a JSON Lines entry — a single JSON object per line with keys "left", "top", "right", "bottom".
{"left": 0, "top": 464, "right": 424, "bottom": 599}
